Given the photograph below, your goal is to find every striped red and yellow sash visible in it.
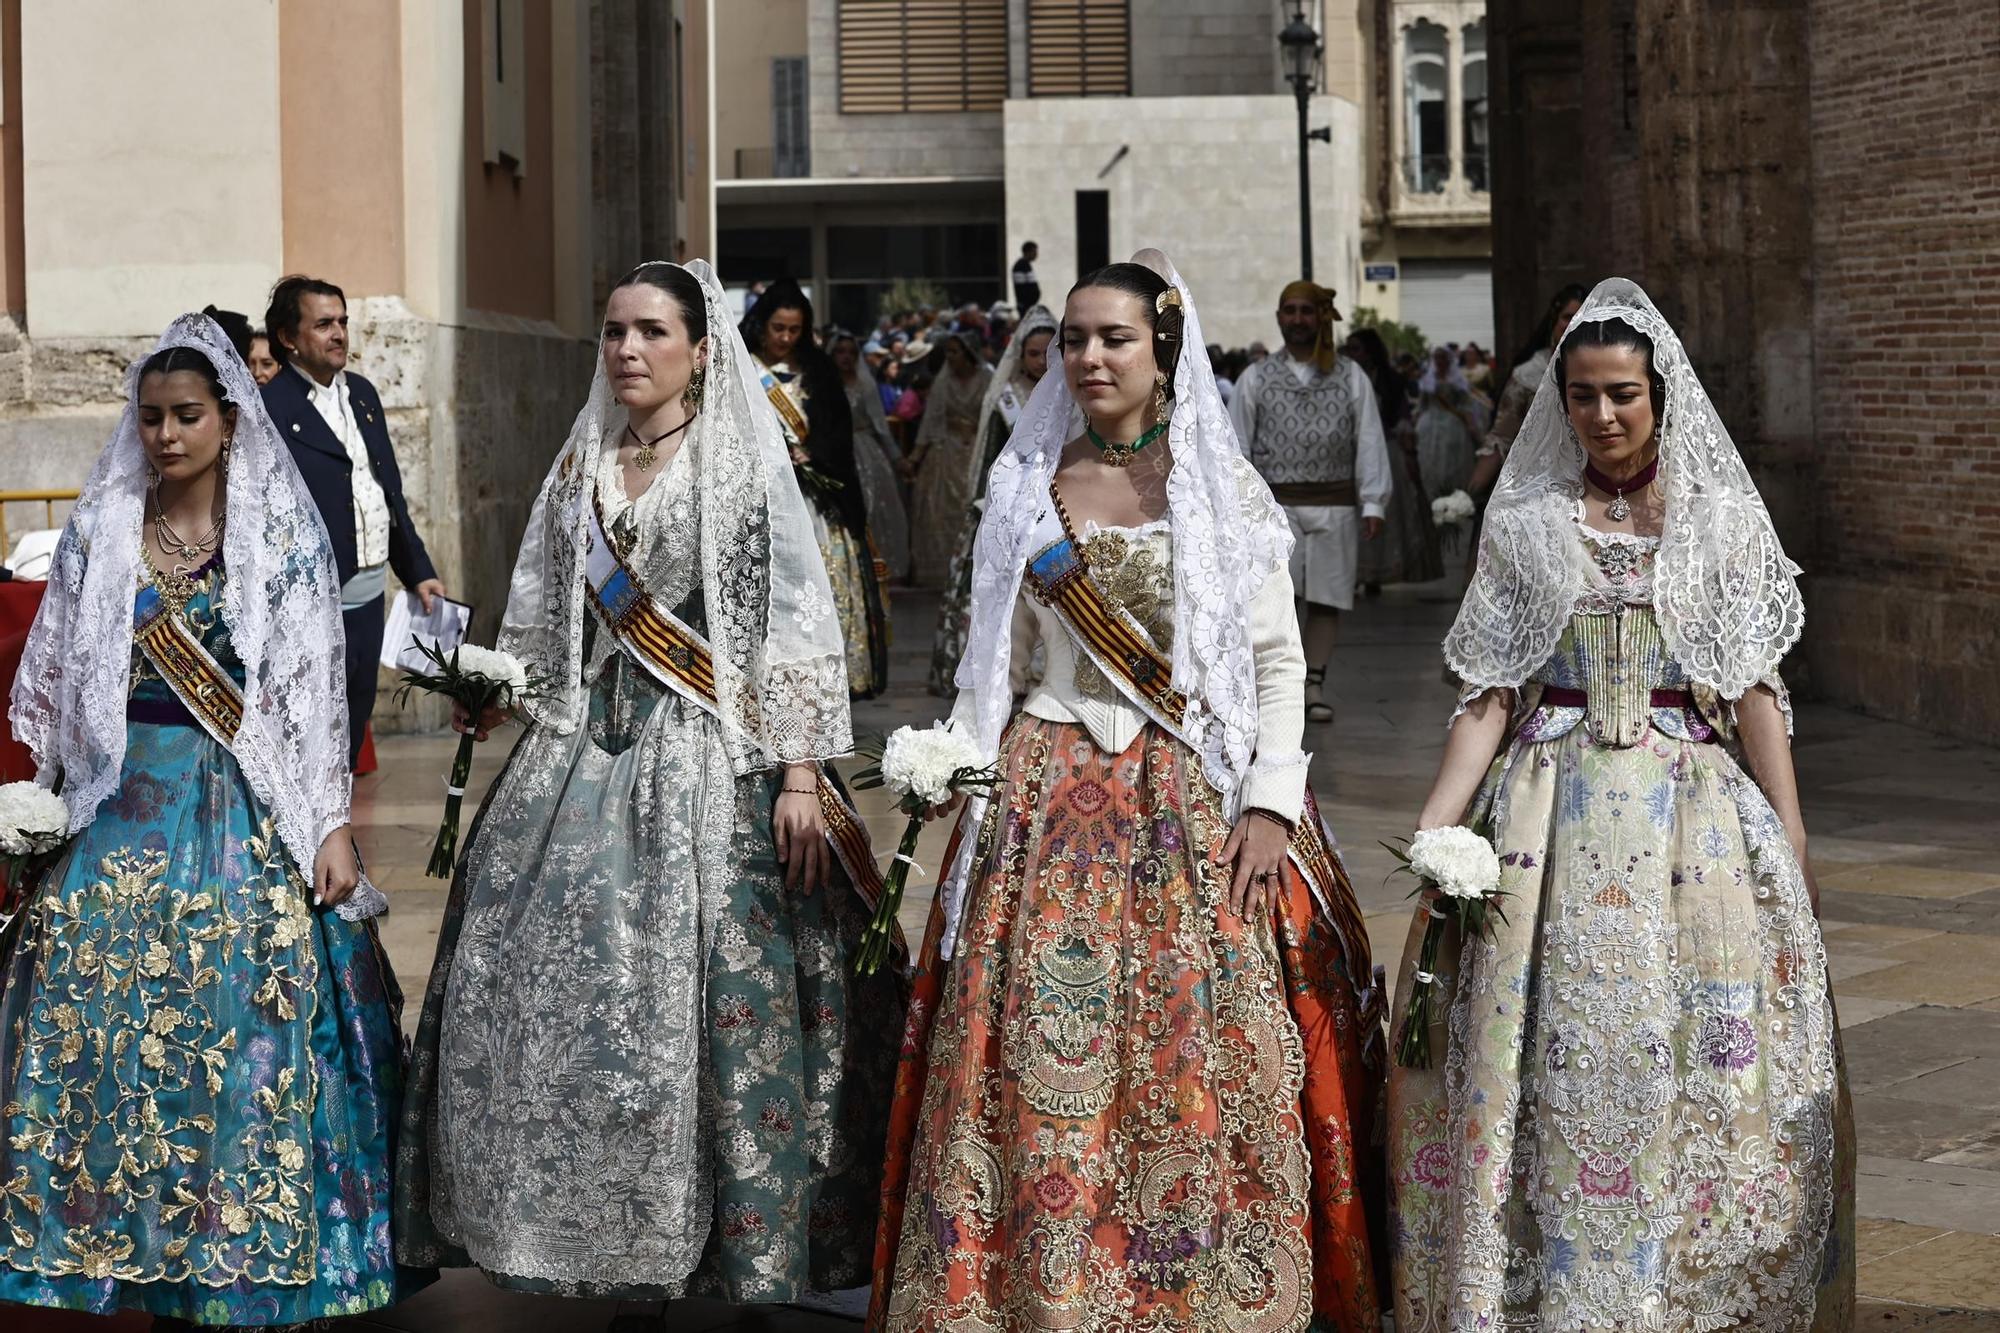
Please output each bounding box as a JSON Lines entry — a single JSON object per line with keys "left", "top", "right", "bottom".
{"left": 582, "top": 497, "right": 890, "bottom": 911}
{"left": 1023, "top": 507, "right": 1379, "bottom": 1044}
{"left": 756, "top": 362, "right": 811, "bottom": 446}
{"left": 133, "top": 582, "right": 244, "bottom": 748}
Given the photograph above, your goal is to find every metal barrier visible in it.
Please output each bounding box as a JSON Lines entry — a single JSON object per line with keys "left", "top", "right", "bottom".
{"left": 0, "top": 489, "right": 79, "bottom": 566}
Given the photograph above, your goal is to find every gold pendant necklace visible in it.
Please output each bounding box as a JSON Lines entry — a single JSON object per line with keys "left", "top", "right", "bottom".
{"left": 142, "top": 543, "right": 202, "bottom": 617}
{"left": 626, "top": 415, "right": 696, "bottom": 471}
{"left": 1085, "top": 421, "right": 1167, "bottom": 469}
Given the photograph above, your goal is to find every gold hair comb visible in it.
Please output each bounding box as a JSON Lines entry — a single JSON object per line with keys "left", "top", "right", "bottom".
{"left": 1156, "top": 287, "right": 1183, "bottom": 315}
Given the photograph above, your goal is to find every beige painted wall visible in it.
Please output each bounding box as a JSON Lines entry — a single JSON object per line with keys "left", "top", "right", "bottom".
{"left": 713, "top": 0, "right": 805, "bottom": 178}
{"left": 21, "top": 0, "right": 283, "bottom": 337}
{"left": 1003, "top": 94, "right": 1365, "bottom": 351}
{"left": 279, "top": 0, "right": 405, "bottom": 297}
{"left": 463, "top": 0, "right": 556, "bottom": 321}
{"left": 399, "top": 0, "right": 468, "bottom": 325}
{"left": 685, "top": 0, "right": 716, "bottom": 258}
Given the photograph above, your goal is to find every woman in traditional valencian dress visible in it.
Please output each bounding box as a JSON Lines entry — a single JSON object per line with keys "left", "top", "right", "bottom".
{"left": 1350, "top": 325, "right": 1442, "bottom": 590}
{"left": 1387, "top": 278, "right": 1853, "bottom": 1332}
{"left": 906, "top": 331, "right": 992, "bottom": 585}
{"left": 395, "top": 262, "right": 902, "bottom": 1326}
{"left": 0, "top": 316, "right": 413, "bottom": 1327}
{"left": 872, "top": 253, "right": 1385, "bottom": 1332}
{"left": 1413, "top": 345, "right": 1489, "bottom": 501}
{"left": 926, "top": 303, "right": 1056, "bottom": 695}
{"left": 830, "top": 330, "right": 912, "bottom": 583}
{"left": 740, "top": 281, "right": 889, "bottom": 698}
{"left": 1458, "top": 283, "right": 1589, "bottom": 581}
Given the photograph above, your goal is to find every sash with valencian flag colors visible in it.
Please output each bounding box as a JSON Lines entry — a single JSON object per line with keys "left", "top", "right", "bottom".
{"left": 1024, "top": 483, "right": 1382, "bottom": 1041}
{"left": 581, "top": 493, "right": 895, "bottom": 934}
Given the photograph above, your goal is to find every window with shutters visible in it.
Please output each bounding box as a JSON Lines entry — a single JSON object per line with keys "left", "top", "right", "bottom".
{"left": 837, "top": 0, "right": 1007, "bottom": 114}
{"left": 773, "top": 57, "right": 810, "bottom": 177}
{"left": 1027, "top": 0, "right": 1131, "bottom": 98}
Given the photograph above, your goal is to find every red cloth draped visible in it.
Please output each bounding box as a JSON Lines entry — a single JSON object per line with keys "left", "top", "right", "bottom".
{"left": 0, "top": 580, "right": 48, "bottom": 782}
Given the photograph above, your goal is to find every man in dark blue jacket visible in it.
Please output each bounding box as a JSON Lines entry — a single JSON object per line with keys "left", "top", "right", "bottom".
{"left": 262, "top": 275, "right": 447, "bottom": 766}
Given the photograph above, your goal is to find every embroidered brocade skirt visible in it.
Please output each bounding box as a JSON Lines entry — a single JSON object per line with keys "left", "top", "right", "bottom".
{"left": 910, "top": 427, "right": 978, "bottom": 587}
{"left": 813, "top": 506, "right": 890, "bottom": 700}
{"left": 1385, "top": 720, "right": 1855, "bottom": 1332}
{"left": 395, "top": 653, "right": 902, "bottom": 1302}
{"left": 872, "top": 717, "right": 1383, "bottom": 1332}
{"left": 0, "top": 721, "right": 414, "bottom": 1327}
{"left": 1355, "top": 429, "right": 1442, "bottom": 587}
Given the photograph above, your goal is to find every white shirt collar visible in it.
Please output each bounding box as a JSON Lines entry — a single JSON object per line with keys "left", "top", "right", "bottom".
{"left": 291, "top": 361, "right": 345, "bottom": 399}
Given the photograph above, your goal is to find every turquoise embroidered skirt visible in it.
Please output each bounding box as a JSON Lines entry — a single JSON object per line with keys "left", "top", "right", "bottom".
{"left": 0, "top": 721, "right": 419, "bottom": 1326}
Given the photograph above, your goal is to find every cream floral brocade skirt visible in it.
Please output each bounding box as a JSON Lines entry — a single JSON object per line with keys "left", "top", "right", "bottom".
{"left": 1386, "top": 723, "right": 1855, "bottom": 1332}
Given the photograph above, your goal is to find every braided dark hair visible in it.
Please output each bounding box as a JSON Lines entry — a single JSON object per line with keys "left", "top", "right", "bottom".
{"left": 139, "top": 346, "right": 233, "bottom": 410}
{"left": 612, "top": 261, "right": 709, "bottom": 343}
{"left": 1555, "top": 316, "right": 1666, "bottom": 421}
{"left": 1068, "top": 262, "right": 1185, "bottom": 394}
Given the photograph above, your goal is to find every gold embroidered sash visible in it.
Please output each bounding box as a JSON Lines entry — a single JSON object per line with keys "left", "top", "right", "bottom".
{"left": 756, "top": 361, "right": 811, "bottom": 446}
{"left": 581, "top": 496, "right": 888, "bottom": 910}
{"left": 133, "top": 581, "right": 244, "bottom": 748}
{"left": 1022, "top": 492, "right": 1378, "bottom": 1034}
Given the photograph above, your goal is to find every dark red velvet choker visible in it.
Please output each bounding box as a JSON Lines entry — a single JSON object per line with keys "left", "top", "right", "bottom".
{"left": 1583, "top": 454, "right": 1659, "bottom": 519}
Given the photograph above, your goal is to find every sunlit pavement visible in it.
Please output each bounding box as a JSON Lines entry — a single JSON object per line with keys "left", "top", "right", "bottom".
{"left": 19, "top": 583, "right": 2000, "bottom": 1331}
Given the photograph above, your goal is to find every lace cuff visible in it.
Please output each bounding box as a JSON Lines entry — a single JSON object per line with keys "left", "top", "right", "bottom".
{"left": 756, "top": 652, "right": 855, "bottom": 766}
{"left": 1238, "top": 748, "right": 1309, "bottom": 826}
{"left": 1706, "top": 674, "right": 1794, "bottom": 740}
{"left": 1448, "top": 681, "right": 1518, "bottom": 727}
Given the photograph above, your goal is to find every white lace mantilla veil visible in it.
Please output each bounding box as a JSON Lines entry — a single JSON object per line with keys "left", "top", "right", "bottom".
{"left": 10, "top": 313, "right": 383, "bottom": 919}
{"left": 965, "top": 303, "right": 1058, "bottom": 494}
{"left": 940, "top": 250, "right": 1292, "bottom": 952}
{"left": 1443, "top": 276, "right": 1805, "bottom": 700}
{"left": 499, "top": 258, "right": 851, "bottom": 771}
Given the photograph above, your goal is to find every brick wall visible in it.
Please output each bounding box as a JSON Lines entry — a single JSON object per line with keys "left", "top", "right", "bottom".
{"left": 1490, "top": 0, "right": 2000, "bottom": 742}
{"left": 1803, "top": 0, "right": 2000, "bottom": 740}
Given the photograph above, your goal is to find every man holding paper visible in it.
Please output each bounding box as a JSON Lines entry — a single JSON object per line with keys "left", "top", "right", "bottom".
{"left": 262, "top": 274, "right": 448, "bottom": 763}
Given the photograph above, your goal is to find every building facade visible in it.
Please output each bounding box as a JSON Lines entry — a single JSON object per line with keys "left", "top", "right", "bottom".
{"left": 713, "top": 0, "right": 1393, "bottom": 350}
{"left": 1357, "top": 0, "right": 1496, "bottom": 349}
{"left": 1485, "top": 0, "right": 2000, "bottom": 743}
{"left": 0, "top": 0, "right": 710, "bottom": 730}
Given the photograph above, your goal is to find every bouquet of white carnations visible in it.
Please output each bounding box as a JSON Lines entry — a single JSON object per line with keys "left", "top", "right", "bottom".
{"left": 1431, "top": 490, "right": 1476, "bottom": 526}
{"left": 1385, "top": 824, "right": 1505, "bottom": 1068}
{"left": 849, "top": 722, "right": 1002, "bottom": 977}
{"left": 0, "top": 780, "right": 68, "bottom": 922}
{"left": 395, "top": 641, "right": 542, "bottom": 878}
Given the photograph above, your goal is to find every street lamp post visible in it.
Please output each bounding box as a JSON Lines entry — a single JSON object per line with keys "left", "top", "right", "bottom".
{"left": 1279, "top": 3, "right": 1322, "bottom": 280}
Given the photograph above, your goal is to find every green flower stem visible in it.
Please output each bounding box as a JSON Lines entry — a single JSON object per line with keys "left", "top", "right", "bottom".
{"left": 1396, "top": 913, "right": 1445, "bottom": 1069}
{"left": 426, "top": 729, "right": 478, "bottom": 879}
{"left": 853, "top": 807, "right": 924, "bottom": 977}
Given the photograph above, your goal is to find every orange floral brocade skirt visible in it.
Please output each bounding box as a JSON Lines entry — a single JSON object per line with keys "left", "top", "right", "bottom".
{"left": 870, "top": 717, "right": 1384, "bottom": 1331}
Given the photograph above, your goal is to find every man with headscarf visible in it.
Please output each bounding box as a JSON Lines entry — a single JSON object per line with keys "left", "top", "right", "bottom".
{"left": 1227, "top": 280, "right": 1390, "bottom": 725}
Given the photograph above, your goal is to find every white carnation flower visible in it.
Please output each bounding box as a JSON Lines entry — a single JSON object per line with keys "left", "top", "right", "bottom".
{"left": 1430, "top": 490, "right": 1476, "bottom": 525}
{"left": 0, "top": 781, "right": 68, "bottom": 857}
{"left": 879, "top": 723, "right": 985, "bottom": 806}
{"left": 451, "top": 645, "right": 529, "bottom": 696}
{"left": 1408, "top": 824, "right": 1501, "bottom": 900}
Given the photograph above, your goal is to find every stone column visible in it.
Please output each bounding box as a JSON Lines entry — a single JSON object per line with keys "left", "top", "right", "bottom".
{"left": 1444, "top": 17, "right": 1464, "bottom": 198}
{"left": 1387, "top": 17, "right": 1406, "bottom": 195}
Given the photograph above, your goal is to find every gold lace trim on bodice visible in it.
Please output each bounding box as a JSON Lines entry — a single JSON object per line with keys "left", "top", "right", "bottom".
{"left": 1072, "top": 525, "right": 1174, "bottom": 703}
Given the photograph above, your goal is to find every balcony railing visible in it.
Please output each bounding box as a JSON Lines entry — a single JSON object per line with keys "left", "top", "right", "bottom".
{"left": 733, "top": 147, "right": 812, "bottom": 180}
{"left": 1403, "top": 153, "right": 1451, "bottom": 194}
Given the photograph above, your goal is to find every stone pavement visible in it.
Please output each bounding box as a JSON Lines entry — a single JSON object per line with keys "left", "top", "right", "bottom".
{"left": 18, "top": 583, "right": 2000, "bottom": 1332}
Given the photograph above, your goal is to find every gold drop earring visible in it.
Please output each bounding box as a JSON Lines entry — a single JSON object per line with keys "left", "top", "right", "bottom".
{"left": 1152, "top": 371, "right": 1170, "bottom": 423}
